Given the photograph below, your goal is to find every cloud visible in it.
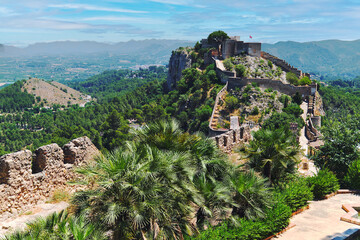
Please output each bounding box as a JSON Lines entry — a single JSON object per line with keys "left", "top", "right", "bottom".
{"left": 49, "top": 3, "right": 147, "bottom": 13}
{"left": 82, "top": 16, "right": 165, "bottom": 24}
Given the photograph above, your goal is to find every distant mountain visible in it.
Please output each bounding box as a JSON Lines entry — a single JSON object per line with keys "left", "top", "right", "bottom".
{"left": 0, "top": 39, "right": 195, "bottom": 57}
{"left": 263, "top": 40, "right": 360, "bottom": 80}
{"left": 0, "top": 39, "right": 194, "bottom": 82}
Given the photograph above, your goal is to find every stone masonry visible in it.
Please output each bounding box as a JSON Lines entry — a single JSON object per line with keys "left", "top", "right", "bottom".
{"left": 0, "top": 136, "right": 100, "bottom": 221}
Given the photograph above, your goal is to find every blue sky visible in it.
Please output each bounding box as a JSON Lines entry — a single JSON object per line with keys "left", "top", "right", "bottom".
{"left": 1, "top": 0, "right": 360, "bottom": 46}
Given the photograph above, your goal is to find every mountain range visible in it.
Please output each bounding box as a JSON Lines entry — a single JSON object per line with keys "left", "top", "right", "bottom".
{"left": 263, "top": 39, "right": 360, "bottom": 80}
{"left": 0, "top": 39, "right": 194, "bottom": 57}
{"left": 1, "top": 39, "right": 360, "bottom": 81}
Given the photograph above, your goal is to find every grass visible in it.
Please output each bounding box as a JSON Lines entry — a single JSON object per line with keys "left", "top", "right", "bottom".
{"left": 47, "top": 189, "right": 70, "bottom": 203}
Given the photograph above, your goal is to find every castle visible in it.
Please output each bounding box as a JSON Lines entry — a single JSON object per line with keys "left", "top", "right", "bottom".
{"left": 201, "top": 36, "right": 262, "bottom": 58}
{"left": 167, "top": 35, "right": 323, "bottom": 163}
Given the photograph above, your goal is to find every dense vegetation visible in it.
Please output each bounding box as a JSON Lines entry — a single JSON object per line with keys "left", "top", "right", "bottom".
{"left": 70, "top": 67, "right": 167, "bottom": 101}
{"left": 5, "top": 120, "right": 326, "bottom": 240}
{"left": 312, "top": 78, "right": 360, "bottom": 187}
{"left": 0, "top": 80, "right": 35, "bottom": 112}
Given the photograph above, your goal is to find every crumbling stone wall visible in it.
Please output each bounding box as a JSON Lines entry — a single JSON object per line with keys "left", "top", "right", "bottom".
{"left": 0, "top": 136, "right": 100, "bottom": 221}
{"left": 212, "top": 126, "right": 251, "bottom": 154}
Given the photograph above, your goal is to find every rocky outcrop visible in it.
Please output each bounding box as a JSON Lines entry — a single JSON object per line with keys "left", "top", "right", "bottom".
{"left": 167, "top": 50, "right": 192, "bottom": 90}
{"left": 0, "top": 136, "right": 100, "bottom": 221}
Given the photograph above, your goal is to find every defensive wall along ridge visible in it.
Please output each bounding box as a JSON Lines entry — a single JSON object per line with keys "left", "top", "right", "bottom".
{"left": 0, "top": 136, "right": 100, "bottom": 221}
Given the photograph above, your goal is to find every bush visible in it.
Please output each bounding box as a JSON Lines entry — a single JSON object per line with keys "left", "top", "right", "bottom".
{"left": 251, "top": 106, "right": 259, "bottom": 115}
{"left": 276, "top": 176, "right": 313, "bottom": 212}
{"left": 225, "top": 95, "right": 239, "bottom": 110}
{"left": 251, "top": 82, "right": 259, "bottom": 88}
{"left": 307, "top": 169, "right": 340, "bottom": 199}
{"left": 283, "top": 103, "right": 304, "bottom": 118}
{"left": 235, "top": 64, "right": 247, "bottom": 78}
{"left": 268, "top": 60, "right": 273, "bottom": 69}
{"left": 223, "top": 58, "right": 234, "bottom": 71}
{"left": 286, "top": 72, "right": 299, "bottom": 85}
{"left": 345, "top": 159, "right": 360, "bottom": 189}
{"left": 299, "top": 76, "right": 311, "bottom": 85}
{"left": 190, "top": 200, "right": 291, "bottom": 240}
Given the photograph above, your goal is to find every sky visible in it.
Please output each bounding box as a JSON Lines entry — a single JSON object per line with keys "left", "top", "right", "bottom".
{"left": 1, "top": 0, "right": 360, "bottom": 46}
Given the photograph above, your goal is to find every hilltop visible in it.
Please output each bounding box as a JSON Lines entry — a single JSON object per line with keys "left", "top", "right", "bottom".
{"left": 22, "top": 78, "right": 92, "bottom": 107}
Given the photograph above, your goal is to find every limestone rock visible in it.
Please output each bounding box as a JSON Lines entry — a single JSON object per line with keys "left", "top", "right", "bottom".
{"left": 167, "top": 50, "right": 192, "bottom": 90}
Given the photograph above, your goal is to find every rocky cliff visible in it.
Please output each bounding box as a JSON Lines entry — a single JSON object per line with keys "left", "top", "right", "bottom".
{"left": 0, "top": 136, "right": 100, "bottom": 221}
{"left": 167, "top": 50, "right": 192, "bottom": 90}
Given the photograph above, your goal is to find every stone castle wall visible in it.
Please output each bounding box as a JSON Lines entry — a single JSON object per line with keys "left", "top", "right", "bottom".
{"left": 227, "top": 77, "right": 316, "bottom": 97}
{"left": 261, "top": 51, "right": 310, "bottom": 78}
{"left": 0, "top": 136, "right": 100, "bottom": 220}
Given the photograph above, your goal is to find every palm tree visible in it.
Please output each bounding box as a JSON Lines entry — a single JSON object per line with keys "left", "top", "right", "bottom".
{"left": 243, "top": 128, "right": 301, "bottom": 183}
{"left": 3, "top": 210, "right": 105, "bottom": 240}
{"left": 230, "top": 170, "right": 273, "bottom": 220}
{"left": 72, "top": 144, "right": 198, "bottom": 239}
{"left": 193, "top": 173, "right": 235, "bottom": 230}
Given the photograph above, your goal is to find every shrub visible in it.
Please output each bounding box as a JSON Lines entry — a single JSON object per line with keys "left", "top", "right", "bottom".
{"left": 286, "top": 72, "right": 299, "bottom": 85}
{"left": 225, "top": 95, "right": 239, "bottom": 110}
{"left": 223, "top": 58, "right": 234, "bottom": 71}
{"left": 48, "top": 189, "right": 70, "bottom": 203}
{"left": 235, "top": 64, "right": 247, "bottom": 78}
{"left": 283, "top": 103, "right": 304, "bottom": 118}
{"left": 344, "top": 159, "right": 360, "bottom": 189}
{"left": 276, "top": 176, "right": 313, "bottom": 212}
{"left": 251, "top": 106, "right": 259, "bottom": 115}
{"left": 307, "top": 169, "right": 340, "bottom": 199}
{"left": 189, "top": 200, "right": 291, "bottom": 240}
{"left": 299, "top": 76, "right": 311, "bottom": 85}
{"left": 268, "top": 60, "right": 273, "bottom": 68}
{"left": 244, "top": 85, "right": 252, "bottom": 93}
{"left": 251, "top": 82, "right": 259, "bottom": 88}
{"left": 265, "top": 88, "right": 273, "bottom": 93}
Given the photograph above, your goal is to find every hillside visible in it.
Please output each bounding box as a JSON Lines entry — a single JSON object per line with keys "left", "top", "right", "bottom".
{"left": 70, "top": 66, "right": 167, "bottom": 101}
{"left": 263, "top": 39, "right": 360, "bottom": 80}
{"left": 22, "top": 78, "right": 92, "bottom": 107}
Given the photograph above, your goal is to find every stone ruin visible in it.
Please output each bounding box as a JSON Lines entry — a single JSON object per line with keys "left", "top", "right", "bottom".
{"left": 0, "top": 136, "right": 100, "bottom": 221}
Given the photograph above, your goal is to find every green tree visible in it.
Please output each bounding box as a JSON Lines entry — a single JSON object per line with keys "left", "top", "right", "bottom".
{"left": 299, "top": 76, "right": 311, "bottom": 85}
{"left": 207, "top": 30, "right": 229, "bottom": 57}
{"left": 223, "top": 58, "right": 234, "bottom": 71}
{"left": 315, "top": 121, "right": 360, "bottom": 180}
{"left": 286, "top": 72, "right": 299, "bottom": 85}
{"left": 225, "top": 95, "right": 239, "bottom": 111}
{"left": 283, "top": 103, "right": 303, "bottom": 118}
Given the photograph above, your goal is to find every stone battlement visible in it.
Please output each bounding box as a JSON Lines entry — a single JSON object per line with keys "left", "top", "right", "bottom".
{"left": 0, "top": 136, "right": 100, "bottom": 220}
{"left": 261, "top": 51, "right": 310, "bottom": 79}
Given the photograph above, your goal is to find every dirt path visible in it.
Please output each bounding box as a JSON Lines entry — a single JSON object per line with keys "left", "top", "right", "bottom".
{"left": 0, "top": 201, "right": 69, "bottom": 238}
{"left": 276, "top": 194, "right": 360, "bottom": 240}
